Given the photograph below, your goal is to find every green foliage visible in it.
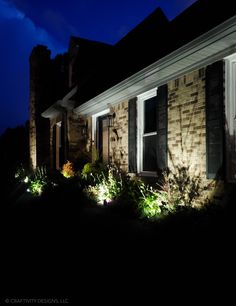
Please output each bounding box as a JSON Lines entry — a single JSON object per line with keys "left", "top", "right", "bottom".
{"left": 29, "top": 179, "right": 46, "bottom": 196}
{"left": 28, "top": 166, "right": 48, "bottom": 196}
{"left": 124, "top": 166, "right": 209, "bottom": 219}
{"left": 136, "top": 167, "right": 210, "bottom": 219}
{"left": 83, "top": 163, "right": 211, "bottom": 219}
{"left": 84, "top": 164, "right": 125, "bottom": 204}
{"left": 138, "top": 185, "right": 162, "bottom": 218}
{"left": 120, "top": 176, "right": 145, "bottom": 211}
{"left": 73, "top": 150, "right": 91, "bottom": 171}
{"left": 81, "top": 162, "right": 94, "bottom": 179}
{"left": 81, "top": 161, "right": 105, "bottom": 181}
{"left": 14, "top": 164, "right": 49, "bottom": 196}
{"left": 136, "top": 182, "right": 175, "bottom": 219}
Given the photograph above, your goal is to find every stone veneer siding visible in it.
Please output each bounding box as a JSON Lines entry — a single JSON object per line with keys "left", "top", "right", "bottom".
{"left": 49, "top": 111, "right": 87, "bottom": 169}
{"left": 49, "top": 115, "right": 62, "bottom": 169}
{"left": 110, "top": 101, "right": 129, "bottom": 171}
{"left": 167, "top": 68, "right": 206, "bottom": 178}
{"left": 105, "top": 67, "right": 207, "bottom": 178}
{"left": 87, "top": 69, "right": 207, "bottom": 180}
{"left": 67, "top": 111, "right": 87, "bottom": 161}
{"left": 29, "top": 46, "right": 51, "bottom": 169}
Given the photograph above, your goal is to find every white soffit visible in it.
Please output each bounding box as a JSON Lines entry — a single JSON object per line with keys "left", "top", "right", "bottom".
{"left": 75, "top": 15, "right": 236, "bottom": 116}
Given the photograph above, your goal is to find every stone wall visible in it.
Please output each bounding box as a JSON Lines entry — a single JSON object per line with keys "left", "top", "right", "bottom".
{"left": 49, "top": 115, "right": 63, "bottom": 170}
{"left": 48, "top": 111, "right": 89, "bottom": 170}
{"left": 83, "top": 69, "right": 207, "bottom": 181}
{"left": 29, "top": 105, "right": 37, "bottom": 169}
{"left": 167, "top": 68, "right": 206, "bottom": 178}
{"left": 29, "top": 46, "right": 52, "bottom": 169}
{"left": 29, "top": 45, "right": 69, "bottom": 170}
{"left": 67, "top": 111, "right": 88, "bottom": 164}
{"left": 86, "top": 117, "right": 94, "bottom": 161}
{"left": 110, "top": 101, "right": 129, "bottom": 171}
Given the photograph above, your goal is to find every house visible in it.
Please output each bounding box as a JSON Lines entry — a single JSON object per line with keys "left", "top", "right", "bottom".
{"left": 29, "top": 0, "right": 236, "bottom": 197}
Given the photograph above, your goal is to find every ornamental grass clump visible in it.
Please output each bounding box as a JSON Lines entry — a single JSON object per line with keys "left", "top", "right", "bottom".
{"left": 158, "top": 167, "right": 210, "bottom": 208}
{"left": 28, "top": 166, "right": 48, "bottom": 196}
{"left": 136, "top": 167, "right": 208, "bottom": 219}
{"left": 84, "top": 165, "right": 124, "bottom": 205}
{"left": 136, "top": 182, "right": 176, "bottom": 219}
{"left": 137, "top": 184, "right": 162, "bottom": 219}
{"left": 84, "top": 164, "right": 211, "bottom": 219}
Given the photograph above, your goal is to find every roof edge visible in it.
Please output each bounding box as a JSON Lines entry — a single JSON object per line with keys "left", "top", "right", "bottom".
{"left": 74, "top": 14, "right": 236, "bottom": 116}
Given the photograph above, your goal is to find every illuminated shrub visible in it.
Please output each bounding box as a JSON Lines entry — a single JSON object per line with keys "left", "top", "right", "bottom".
{"left": 14, "top": 165, "right": 49, "bottom": 196}
{"left": 28, "top": 178, "right": 46, "bottom": 196}
{"left": 84, "top": 163, "right": 211, "bottom": 218}
{"left": 14, "top": 164, "right": 28, "bottom": 182}
{"left": 138, "top": 185, "right": 162, "bottom": 218}
{"left": 159, "top": 167, "right": 210, "bottom": 208}
{"left": 81, "top": 161, "right": 104, "bottom": 181}
{"left": 61, "top": 161, "right": 76, "bottom": 178}
{"left": 84, "top": 165, "right": 124, "bottom": 205}
{"left": 137, "top": 167, "right": 210, "bottom": 219}
{"left": 136, "top": 182, "right": 175, "bottom": 219}
{"left": 28, "top": 166, "right": 48, "bottom": 196}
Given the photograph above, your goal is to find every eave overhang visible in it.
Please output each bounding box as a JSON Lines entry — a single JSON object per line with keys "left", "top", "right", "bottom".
{"left": 41, "top": 86, "right": 77, "bottom": 119}
{"left": 74, "top": 15, "right": 236, "bottom": 117}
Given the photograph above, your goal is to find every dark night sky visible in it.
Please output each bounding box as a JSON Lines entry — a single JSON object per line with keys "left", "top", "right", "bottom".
{"left": 0, "top": 0, "right": 197, "bottom": 135}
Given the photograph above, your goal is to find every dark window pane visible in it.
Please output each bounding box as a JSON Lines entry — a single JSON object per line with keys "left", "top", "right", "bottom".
{"left": 144, "top": 97, "right": 157, "bottom": 133}
{"left": 143, "top": 135, "right": 157, "bottom": 171}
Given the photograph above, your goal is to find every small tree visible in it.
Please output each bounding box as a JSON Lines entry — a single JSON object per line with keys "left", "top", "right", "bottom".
{"left": 61, "top": 161, "right": 76, "bottom": 178}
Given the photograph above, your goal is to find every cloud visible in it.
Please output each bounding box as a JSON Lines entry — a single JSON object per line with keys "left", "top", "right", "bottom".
{"left": 0, "top": 0, "right": 67, "bottom": 134}
{"left": 0, "top": 0, "right": 66, "bottom": 55}
{"left": 42, "top": 9, "right": 78, "bottom": 42}
{"left": 9, "top": 0, "right": 79, "bottom": 45}
{"left": 0, "top": 0, "right": 24, "bottom": 19}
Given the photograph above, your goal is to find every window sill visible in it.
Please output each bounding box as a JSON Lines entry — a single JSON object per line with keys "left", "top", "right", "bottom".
{"left": 138, "top": 171, "right": 158, "bottom": 177}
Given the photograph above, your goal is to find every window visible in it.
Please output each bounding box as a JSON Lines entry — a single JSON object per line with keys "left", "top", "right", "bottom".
{"left": 137, "top": 88, "right": 158, "bottom": 174}
{"left": 92, "top": 109, "right": 110, "bottom": 163}
{"left": 96, "top": 115, "right": 109, "bottom": 164}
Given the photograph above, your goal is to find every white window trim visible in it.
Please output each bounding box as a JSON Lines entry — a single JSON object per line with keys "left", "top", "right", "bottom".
{"left": 56, "top": 121, "right": 62, "bottom": 148}
{"left": 225, "top": 53, "right": 236, "bottom": 181}
{"left": 225, "top": 54, "right": 236, "bottom": 137}
{"left": 92, "top": 109, "right": 110, "bottom": 145}
{"left": 137, "top": 87, "right": 158, "bottom": 175}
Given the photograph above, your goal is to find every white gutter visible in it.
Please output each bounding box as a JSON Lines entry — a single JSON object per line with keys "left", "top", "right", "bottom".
{"left": 74, "top": 15, "right": 236, "bottom": 116}
{"left": 42, "top": 86, "right": 77, "bottom": 119}
{"left": 60, "top": 85, "right": 77, "bottom": 108}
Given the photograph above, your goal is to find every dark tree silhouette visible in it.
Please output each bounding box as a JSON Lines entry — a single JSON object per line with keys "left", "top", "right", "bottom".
{"left": 0, "top": 121, "right": 29, "bottom": 201}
